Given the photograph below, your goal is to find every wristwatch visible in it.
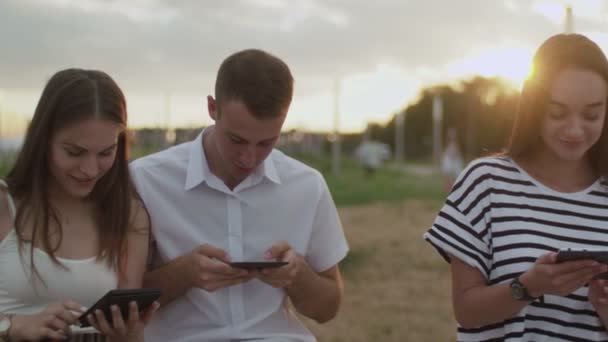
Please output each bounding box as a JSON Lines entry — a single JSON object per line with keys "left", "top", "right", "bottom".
{"left": 510, "top": 276, "right": 538, "bottom": 301}
{"left": 0, "top": 314, "right": 12, "bottom": 341}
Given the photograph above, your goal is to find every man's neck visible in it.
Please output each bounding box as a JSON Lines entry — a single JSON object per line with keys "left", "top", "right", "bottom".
{"left": 202, "top": 127, "right": 241, "bottom": 190}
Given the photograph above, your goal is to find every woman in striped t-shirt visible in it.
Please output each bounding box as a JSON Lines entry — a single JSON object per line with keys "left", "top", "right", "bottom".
{"left": 425, "top": 33, "right": 608, "bottom": 341}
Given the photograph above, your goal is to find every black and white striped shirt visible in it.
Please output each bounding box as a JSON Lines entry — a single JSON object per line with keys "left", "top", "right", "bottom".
{"left": 424, "top": 156, "right": 608, "bottom": 341}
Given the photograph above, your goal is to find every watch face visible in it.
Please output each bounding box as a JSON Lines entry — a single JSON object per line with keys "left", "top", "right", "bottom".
{"left": 511, "top": 283, "right": 524, "bottom": 299}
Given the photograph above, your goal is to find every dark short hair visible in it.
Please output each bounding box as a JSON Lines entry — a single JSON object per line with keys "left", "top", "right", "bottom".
{"left": 507, "top": 34, "right": 608, "bottom": 175}
{"left": 215, "top": 49, "right": 294, "bottom": 119}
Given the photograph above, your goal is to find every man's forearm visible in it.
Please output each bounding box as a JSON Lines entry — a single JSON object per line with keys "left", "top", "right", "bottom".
{"left": 286, "top": 259, "right": 343, "bottom": 323}
{"left": 144, "top": 255, "right": 193, "bottom": 306}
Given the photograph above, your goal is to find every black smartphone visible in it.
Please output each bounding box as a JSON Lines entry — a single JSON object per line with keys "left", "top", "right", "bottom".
{"left": 556, "top": 249, "right": 608, "bottom": 279}
{"left": 556, "top": 249, "right": 608, "bottom": 263}
{"left": 229, "top": 261, "right": 288, "bottom": 270}
{"left": 78, "top": 288, "right": 161, "bottom": 327}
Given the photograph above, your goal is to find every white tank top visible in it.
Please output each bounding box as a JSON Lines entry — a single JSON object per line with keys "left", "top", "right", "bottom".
{"left": 0, "top": 186, "right": 118, "bottom": 315}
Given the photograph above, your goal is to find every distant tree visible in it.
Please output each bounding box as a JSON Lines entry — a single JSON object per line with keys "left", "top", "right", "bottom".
{"left": 379, "top": 76, "right": 519, "bottom": 162}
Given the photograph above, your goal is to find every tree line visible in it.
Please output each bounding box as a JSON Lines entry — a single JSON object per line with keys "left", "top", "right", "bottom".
{"left": 346, "top": 76, "right": 521, "bottom": 162}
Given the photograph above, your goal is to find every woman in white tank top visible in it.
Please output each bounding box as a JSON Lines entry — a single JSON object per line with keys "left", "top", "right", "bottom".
{"left": 0, "top": 69, "right": 158, "bottom": 341}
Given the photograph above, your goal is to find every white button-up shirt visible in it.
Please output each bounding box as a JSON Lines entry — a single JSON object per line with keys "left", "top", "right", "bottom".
{"left": 131, "top": 130, "right": 348, "bottom": 342}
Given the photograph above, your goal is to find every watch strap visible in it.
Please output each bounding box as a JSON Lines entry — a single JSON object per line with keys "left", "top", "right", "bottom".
{"left": 511, "top": 276, "right": 538, "bottom": 301}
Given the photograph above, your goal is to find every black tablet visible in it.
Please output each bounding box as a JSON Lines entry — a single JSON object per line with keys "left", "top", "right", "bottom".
{"left": 78, "top": 288, "right": 161, "bottom": 327}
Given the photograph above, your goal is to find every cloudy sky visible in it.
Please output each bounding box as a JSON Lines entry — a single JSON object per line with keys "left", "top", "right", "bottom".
{"left": 1, "top": 0, "right": 607, "bottom": 135}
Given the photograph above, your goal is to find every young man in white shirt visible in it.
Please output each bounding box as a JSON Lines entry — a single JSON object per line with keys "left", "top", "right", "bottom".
{"left": 131, "top": 49, "right": 349, "bottom": 341}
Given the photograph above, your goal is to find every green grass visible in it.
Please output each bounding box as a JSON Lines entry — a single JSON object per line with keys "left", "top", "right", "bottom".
{"left": 340, "top": 247, "right": 376, "bottom": 275}
{"left": 128, "top": 145, "right": 447, "bottom": 207}
{"left": 294, "top": 155, "right": 446, "bottom": 207}
{"left": 0, "top": 153, "right": 16, "bottom": 178}
{"left": 0, "top": 147, "right": 446, "bottom": 208}
{"left": 129, "top": 144, "right": 165, "bottom": 160}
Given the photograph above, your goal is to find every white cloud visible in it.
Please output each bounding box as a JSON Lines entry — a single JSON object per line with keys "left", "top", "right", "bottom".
{"left": 29, "top": 0, "right": 179, "bottom": 23}
{"left": 1, "top": 0, "right": 605, "bottom": 132}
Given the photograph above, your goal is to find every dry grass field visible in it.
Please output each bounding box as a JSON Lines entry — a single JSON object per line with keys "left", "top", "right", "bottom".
{"left": 0, "top": 150, "right": 455, "bottom": 340}
{"left": 303, "top": 200, "right": 457, "bottom": 342}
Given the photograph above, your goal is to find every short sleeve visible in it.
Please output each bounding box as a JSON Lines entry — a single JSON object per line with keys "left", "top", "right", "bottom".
{"left": 305, "top": 175, "right": 349, "bottom": 272}
{"left": 423, "top": 159, "right": 495, "bottom": 279}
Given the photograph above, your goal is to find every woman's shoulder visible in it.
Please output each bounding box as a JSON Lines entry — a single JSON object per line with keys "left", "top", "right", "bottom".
{"left": 448, "top": 156, "right": 523, "bottom": 198}
{"left": 128, "top": 195, "right": 150, "bottom": 234}
{"left": 467, "top": 155, "right": 515, "bottom": 169}
{"left": 459, "top": 155, "right": 517, "bottom": 180}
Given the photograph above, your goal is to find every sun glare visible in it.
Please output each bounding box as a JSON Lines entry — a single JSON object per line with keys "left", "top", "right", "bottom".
{"left": 287, "top": 64, "right": 422, "bottom": 133}
{"left": 445, "top": 45, "right": 535, "bottom": 89}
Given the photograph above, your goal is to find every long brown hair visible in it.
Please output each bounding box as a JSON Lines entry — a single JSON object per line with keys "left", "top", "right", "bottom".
{"left": 507, "top": 33, "right": 608, "bottom": 176}
{"left": 6, "top": 68, "right": 135, "bottom": 280}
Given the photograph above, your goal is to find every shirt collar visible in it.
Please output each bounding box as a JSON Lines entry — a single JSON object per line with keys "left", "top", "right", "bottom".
{"left": 184, "top": 131, "right": 209, "bottom": 191}
{"left": 184, "top": 126, "right": 282, "bottom": 191}
{"left": 261, "top": 153, "right": 281, "bottom": 185}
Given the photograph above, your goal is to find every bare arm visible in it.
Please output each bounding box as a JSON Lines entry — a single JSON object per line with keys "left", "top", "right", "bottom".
{"left": 286, "top": 261, "right": 343, "bottom": 323}
{"left": 256, "top": 242, "right": 344, "bottom": 323}
{"left": 452, "top": 254, "right": 606, "bottom": 328}
{"left": 88, "top": 199, "right": 159, "bottom": 341}
{"left": 118, "top": 199, "right": 150, "bottom": 289}
{"left": 143, "top": 252, "right": 197, "bottom": 306}
{"left": 143, "top": 244, "right": 250, "bottom": 306}
{"left": 451, "top": 257, "right": 529, "bottom": 328}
